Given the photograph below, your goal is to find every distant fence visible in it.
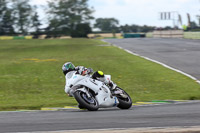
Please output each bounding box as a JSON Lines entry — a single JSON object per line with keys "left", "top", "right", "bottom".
{"left": 88, "top": 33, "right": 122, "bottom": 39}
{"left": 88, "top": 33, "right": 147, "bottom": 39}
{"left": 1, "top": 32, "right": 199, "bottom": 40}
{"left": 153, "top": 30, "right": 184, "bottom": 38}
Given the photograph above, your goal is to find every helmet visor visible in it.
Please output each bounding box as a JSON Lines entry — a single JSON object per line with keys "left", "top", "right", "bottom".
{"left": 65, "top": 63, "right": 75, "bottom": 70}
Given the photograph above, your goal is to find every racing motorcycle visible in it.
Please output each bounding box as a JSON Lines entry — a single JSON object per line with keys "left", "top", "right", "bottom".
{"left": 67, "top": 71, "right": 132, "bottom": 111}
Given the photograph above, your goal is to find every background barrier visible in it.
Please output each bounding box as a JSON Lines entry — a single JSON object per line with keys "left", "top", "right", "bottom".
{"left": 123, "top": 33, "right": 145, "bottom": 38}
{"left": 88, "top": 33, "right": 122, "bottom": 38}
{"left": 0, "top": 36, "right": 33, "bottom": 40}
{"left": 153, "top": 30, "right": 184, "bottom": 38}
{"left": 25, "top": 36, "right": 33, "bottom": 39}
{"left": 1, "top": 32, "right": 200, "bottom": 40}
{"left": 13, "top": 36, "right": 25, "bottom": 39}
{"left": 0, "top": 36, "right": 13, "bottom": 40}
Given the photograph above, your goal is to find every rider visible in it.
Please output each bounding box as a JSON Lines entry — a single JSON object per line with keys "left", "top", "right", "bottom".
{"left": 62, "top": 62, "right": 117, "bottom": 96}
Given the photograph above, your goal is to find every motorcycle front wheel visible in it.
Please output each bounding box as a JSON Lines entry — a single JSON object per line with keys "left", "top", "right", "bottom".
{"left": 115, "top": 87, "right": 132, "bottom": 109}
{"left": 73, "top": 90, "right": 99, "bottom": 111}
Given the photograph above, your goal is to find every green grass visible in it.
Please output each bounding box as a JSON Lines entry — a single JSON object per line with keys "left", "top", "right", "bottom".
{"left": 0, "top": 39, "right": 200, "bottom": 111}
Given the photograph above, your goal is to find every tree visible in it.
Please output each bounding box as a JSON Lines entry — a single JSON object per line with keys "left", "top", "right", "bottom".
{"left": 120, "top": 24, "right": 155, "bottom": 33}
{"left": 12, "top": 0, "right": 33, "bottom": 34}
{"left": 94, "top": 18, "right": 119, "bottom": 32}
{"left": 0, "top": 0, "right": 15, "bottom": 35}
{"left": 71, "top": 23, "right": 91, "bottom": 37}
{"left": 46, "top": 0, "right": 94, "bottom": 36}
{"left": 190, "top": 21, "right": 198, "bottom": 29}
{"left": 31, "top": 7, "right": 42, "bottom": 35}
{"left": 140, "top": 25, "right": 155, "bottom": 32}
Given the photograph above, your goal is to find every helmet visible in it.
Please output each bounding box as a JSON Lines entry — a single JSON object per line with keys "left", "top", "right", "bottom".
{"left": 92, "top": 71, "right": 104, "bottom": 79}
{"left": 62, "top": 62, "right": 75, "bottom": 75}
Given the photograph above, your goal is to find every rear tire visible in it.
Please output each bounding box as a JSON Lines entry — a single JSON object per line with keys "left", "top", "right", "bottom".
{"left": 74, "top": 90, "right": 99, "bottom": 111}
{"left": 116, "top": 87, "right": 132, "bottom": 109}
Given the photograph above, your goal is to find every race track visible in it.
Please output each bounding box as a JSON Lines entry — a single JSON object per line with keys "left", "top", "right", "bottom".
{"left": 1, "top": 38, "right": 200, "bottom": 133}
{"left": 0, "top": 101, "right": 200, "bottom": 132}
{"left": 105, "top": 38, "right": 200, "bottom": 81}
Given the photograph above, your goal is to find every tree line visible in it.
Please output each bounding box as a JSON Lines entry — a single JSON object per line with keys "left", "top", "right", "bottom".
{"left": 0, "top": 0, "right": 180, "bottom": 37}
{"left": 0, "top": 0, "right": 94, "bottom": 37}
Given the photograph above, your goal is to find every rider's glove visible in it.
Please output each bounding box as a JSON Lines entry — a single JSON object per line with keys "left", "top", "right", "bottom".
{"left": 82, "top": 68, "right": 93, "bottom": 75}
{"left": 76, "top": 66, "right": 86, "bottom": 75}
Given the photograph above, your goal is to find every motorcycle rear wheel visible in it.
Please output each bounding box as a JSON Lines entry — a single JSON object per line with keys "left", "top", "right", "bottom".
{"left": 74, "top": 90, "right": 99, "bottom": 111}
{"left": 115, "top": 87, "right": 132, "bottom": 109}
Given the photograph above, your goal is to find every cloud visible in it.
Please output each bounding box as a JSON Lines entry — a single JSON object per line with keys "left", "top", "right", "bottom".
{"left": 91, "top": 0, "right": 200, "bottom": 26}
{"left": 29, "top": 0, "right": 200, "bottom": 27}
{"left": 30, "top": 0, "right": 48, "bottom": 5}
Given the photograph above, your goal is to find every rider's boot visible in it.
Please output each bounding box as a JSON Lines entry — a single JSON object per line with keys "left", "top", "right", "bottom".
{"left": 109, "top": 83, "right": 128, "bottom": 98}
{"left": 109, "top": 81, "right": 122, "bottom": 94}
{"left": 109, "top": 81, "right": 116, "bottom": 90}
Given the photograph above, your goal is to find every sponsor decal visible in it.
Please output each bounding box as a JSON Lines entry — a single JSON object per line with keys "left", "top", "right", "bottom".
{"left": 113, "top": 97, "right": 117, "bottom": 106}
{"left": 73, "top": 76, "right": 77, "bottom": 79}
{"left": 90, "top": 79, "right": 98, "bottom": 85}
{"left": 102, "top": 86, "right": 108, "bottom": 93}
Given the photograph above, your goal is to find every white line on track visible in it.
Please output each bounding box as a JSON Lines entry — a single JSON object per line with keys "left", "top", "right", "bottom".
{"left": 15, "top": 126, "right": 200, "bottom": 133}
{"left": 102, "top": 40, "right": 200, "bottom": 85}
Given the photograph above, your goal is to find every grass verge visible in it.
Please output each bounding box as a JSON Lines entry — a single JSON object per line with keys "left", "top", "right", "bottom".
{"left": 0, "top": 39, "right": 200, "bottom": 111}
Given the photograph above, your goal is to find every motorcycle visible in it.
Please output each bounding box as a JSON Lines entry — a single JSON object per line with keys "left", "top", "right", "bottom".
{"left": 66, "top": 71, "right": 132, "bottom": 111}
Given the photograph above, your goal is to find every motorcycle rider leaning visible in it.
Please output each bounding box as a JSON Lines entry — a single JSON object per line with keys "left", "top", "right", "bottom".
{"left": 62, "top": 62, "right": 117, "bottom": 96}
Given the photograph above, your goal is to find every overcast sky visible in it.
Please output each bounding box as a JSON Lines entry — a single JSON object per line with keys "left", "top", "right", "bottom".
{"left": 30, "top": 0, "right": 200, "bottom": 27}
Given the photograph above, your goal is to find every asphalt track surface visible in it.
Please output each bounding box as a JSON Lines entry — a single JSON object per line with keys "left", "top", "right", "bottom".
{"left": 105, "top": 38, "right": 200, "bottom": 80}
{"left": 0, "top": 101, "right": 200, "bottom": 132}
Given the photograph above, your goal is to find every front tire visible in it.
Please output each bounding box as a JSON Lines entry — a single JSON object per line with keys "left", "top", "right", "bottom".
{"left": 74, "top": 90, "right": 99, "bottom": 111}
{"left": 115, "top": 87, "right": 132, "bottom": 109}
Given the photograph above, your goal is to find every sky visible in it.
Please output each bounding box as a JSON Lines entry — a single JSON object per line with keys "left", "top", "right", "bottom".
{"left": 30, "top": 0, "right": 200, "bottom": 28}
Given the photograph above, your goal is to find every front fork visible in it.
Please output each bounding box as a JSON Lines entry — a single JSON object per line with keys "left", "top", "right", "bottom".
{"left": 72, "top": 86, "right": 91, "bottom": 98}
